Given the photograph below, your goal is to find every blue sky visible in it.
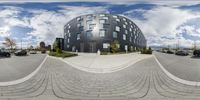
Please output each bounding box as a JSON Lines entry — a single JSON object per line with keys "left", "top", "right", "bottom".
{"left": 0, "top": 0, "right": 200, "bottom": 48}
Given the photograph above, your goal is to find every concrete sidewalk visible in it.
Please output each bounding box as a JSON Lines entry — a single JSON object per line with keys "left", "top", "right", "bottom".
{"left": 61, "top": 52, "right": 153, "bottom": 73}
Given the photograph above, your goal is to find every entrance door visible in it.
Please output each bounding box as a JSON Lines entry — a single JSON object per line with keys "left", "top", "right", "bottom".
{"left": 89, "top": 42, "right": 96, "bottom": 53}
{"left": 80, "top": 43, "right": 84, "bottom": 52}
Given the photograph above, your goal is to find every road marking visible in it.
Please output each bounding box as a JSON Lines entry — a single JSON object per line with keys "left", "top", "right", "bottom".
{"left": 153, "top": 55, "right": 200, "bottom": 86}
{"left": 0, "top": 55, "right": 48, "bottom": 86}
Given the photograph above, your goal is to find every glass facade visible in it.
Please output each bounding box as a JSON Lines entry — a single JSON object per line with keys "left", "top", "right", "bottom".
{"left": 113, "top": 31, "right": 117, "bottom": 38}
{"left": 62, "top": 14, "right": 146, "bottom": 53}
{"left": 99, "top": 30, "right": 105, "bottom": 37}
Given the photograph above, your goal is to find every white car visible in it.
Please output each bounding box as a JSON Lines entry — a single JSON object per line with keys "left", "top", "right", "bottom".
{"left": 30, "top": 50, "right": 37, "bottom": 54}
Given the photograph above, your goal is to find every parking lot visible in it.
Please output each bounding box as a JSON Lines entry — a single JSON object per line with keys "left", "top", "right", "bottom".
{"left": 0, "top": 53, "right": 47, "bottom": 82}
{"left": 154, "top": 51, "right": 200, "bottom": 81}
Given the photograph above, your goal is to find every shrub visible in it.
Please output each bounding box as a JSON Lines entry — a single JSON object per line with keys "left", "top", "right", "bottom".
{"left": 100, "top": 52, "right": 108, "bottom": 55}
{"left": 56, "top": 48, "right": 62, "bottom": 54}
{"left": 49, "top": 51, "right": 77, "bottom": 58}
{"left": 110, "top": 40, "right": 119, "bottom": 53}
{"left": 141, "top": 47, "right": 152, "bottom": 54}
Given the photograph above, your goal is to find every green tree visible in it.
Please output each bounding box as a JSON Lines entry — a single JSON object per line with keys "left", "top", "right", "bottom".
{"left": 53, "top": 40, "right": 59, "bottom": 50}
{"left": 110, "top": 40, "right": 119, "bottom": 53}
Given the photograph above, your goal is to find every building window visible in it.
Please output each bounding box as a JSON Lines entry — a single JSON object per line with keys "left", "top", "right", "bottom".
{"left": 116, "top": 18, "right": 120, "bottom": 22}
{"left": 67, "top": 45, "right": 70, "bottom": 48}
{"left": 115, "top": 26, "right": 120, "bottom": 31}
{"left": 100, "top": 14, "right": 105, "bottom": 17}
{"left": 103, "top": 16, "right": 108, "bottom": 20}
{"left": 68, "top": 33, "right": 71, "bottom": 37}
{"left": 86, "top": 31, "right": 92, "bottom": 38}
{"left": 67, "top": 38, "right": 70, "bottom": 43}
{"left": 125, "top": 45, "right": 128, "bottom": 51}
{"left": 123, "top": 18, "right": 126, "bottom": 21}
{"left": 131, "top": 25, "right": 133, "bottom": 28}
{"left": 77, "top": 23, "right": 81, "bottom": 27}
{"left": 79, "top": 26, "right": 84, "bottom": 31}
{"left": 99, "top": 19, "right": 106, "bottom": 24}
{"left": 113, "top": 15, "right": 118, "bottom": 18}
{"left": 123, "top": 34, "right": 126, "bottom": 40}
{"left": 123, "top": 24, "right": 126, "bottom": 28}
{"left": 113, "top": 31, "right": 117, "bottom": 38}
{"left": 77, "top": 17, "right": 81, "bottom": 21}
{"left": 103, "top": 43, "right": 110, "bottom": 49}
{"left": 99, "top": 29, "right": 105, "bottom": 37}
{"left": 125, "top": 22, "right": 128, "bottom": 25}
{"left": 86, "top": 20, "right": 92, "bottom": 25}
{"left": 87, "top": 15, "right": 92, "bottom": 20}
{"left": 129, "top": 28, "right": 132, "bottom": 32}
{"left": 129, "top": 37, "right": 132, "bottom": 42}
{"left": 77, "top": 33, "right": 80, "bottom": 40}
{"left": 125, "top": 30, "right": 128, "bottom": 34}
{"left": 89, "top": 24, "right": 96, "bottom": 30}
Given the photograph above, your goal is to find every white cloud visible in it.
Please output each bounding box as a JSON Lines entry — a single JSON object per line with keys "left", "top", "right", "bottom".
{"left": 0, "top": 26, "right": 10, "bottom": 37}
{"left": 0, "top": 0, "right": 200, "bottom": 7}
{"left": 0, "top": 5, "right": 109, "bottom": 48}
{"left": 1, "top": 3, "right": 200, "bottom": 48}
{"left": 0, "top": 6, "right": 21, "bottom": 18}
{"left": 26, "top": 6, "right": 108, "bottom": 45}
{"left": 125, "top": 6, "right": 200, "bottom": 47}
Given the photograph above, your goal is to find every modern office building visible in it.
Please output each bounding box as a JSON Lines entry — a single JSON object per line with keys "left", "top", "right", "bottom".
{"left": 63, "top": 14, "right": 146, "bottom": 53}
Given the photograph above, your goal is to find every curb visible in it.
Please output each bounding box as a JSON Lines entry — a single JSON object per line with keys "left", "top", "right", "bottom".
{"left": 0, "top": 55, "right": 48, "bottom": 86}
{"left": 153, "top": 55, "right": 200, "bottom": 86}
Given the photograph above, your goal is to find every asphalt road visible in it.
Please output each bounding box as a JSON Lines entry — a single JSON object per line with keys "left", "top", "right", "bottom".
{"left": 0, "top": 53, "right": 47, "bottom": 82}
{"left": 154, "top": 51, "right": 200, "bottom": 82}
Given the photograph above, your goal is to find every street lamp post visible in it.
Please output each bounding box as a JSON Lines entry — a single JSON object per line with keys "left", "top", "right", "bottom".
{"left": 21, "top": 40, "right": 22, "bottom": 50}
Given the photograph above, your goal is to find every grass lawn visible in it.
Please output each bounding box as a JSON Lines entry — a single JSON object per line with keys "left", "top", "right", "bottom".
{"left": 49, "top": 51, "right": 78, "bottom": 58}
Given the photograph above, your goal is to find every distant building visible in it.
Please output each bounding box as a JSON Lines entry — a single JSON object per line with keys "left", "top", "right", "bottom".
{"left": 40, "top": 41, "right": 45, "bottom": 48}
{"left": 46, "top": 45, "right": 51, "bottom": 50}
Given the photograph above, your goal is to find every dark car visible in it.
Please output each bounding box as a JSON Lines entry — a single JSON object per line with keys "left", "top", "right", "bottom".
{"left": 0, "top": 49, "right": 11, "bottom": 57}
{"left": 175, "top": 50, "right": 189, "bottom": 56}
{"left": 14, "top": 50, "right": 27, "bottom": 56}
{"left": 41, "top": 50, "right": 46, "bottom": 54}
{"left": 167, "top": 50, "right": 174, "bottom": 54}
{"left": 193, "top": 49, "right": 200, "bottom": 57}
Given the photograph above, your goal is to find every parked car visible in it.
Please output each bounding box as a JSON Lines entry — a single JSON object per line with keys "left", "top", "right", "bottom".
{"left": 167, "top": 50, "right": 174, "bottom": 54}
{"left": 0, "top": 49, "right": 11, "bottom": 57}
{"left": 41, "top": 50, "right": 46, "bottom": 54}
{"left": 14, "top": 50, "right": 27, "bottom": 56}
{"left": 175, "top": 50, "right": 189, "bottom": 56}
{"left": 30, "top": 50, "right": 37, "bottom": 54}
{"left": 193, "top": 49, "right": 200, "bottom": 57}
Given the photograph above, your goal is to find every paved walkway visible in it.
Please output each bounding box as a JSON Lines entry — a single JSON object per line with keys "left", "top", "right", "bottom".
{"left": 0, "top": 54, "right": 47, "bottom": 82}
{"left": 154, "top": 52, "right": 200, "bottom": 82}
{"left": 62, "top": 52, "right": 152, "bottom": 73}
{"left": 0, "top": 56, "right": 200, "bottom": 99}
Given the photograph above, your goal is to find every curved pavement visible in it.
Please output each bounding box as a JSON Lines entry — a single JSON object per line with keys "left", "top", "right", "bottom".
{"left": 0, "top": 56, "right": 200, "bottom": 99}
{"left": 0, "top": 54, "right": 47, "bottom": 82}
{"left": 154, "top": 52, "right": 200, "bottom": 82}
